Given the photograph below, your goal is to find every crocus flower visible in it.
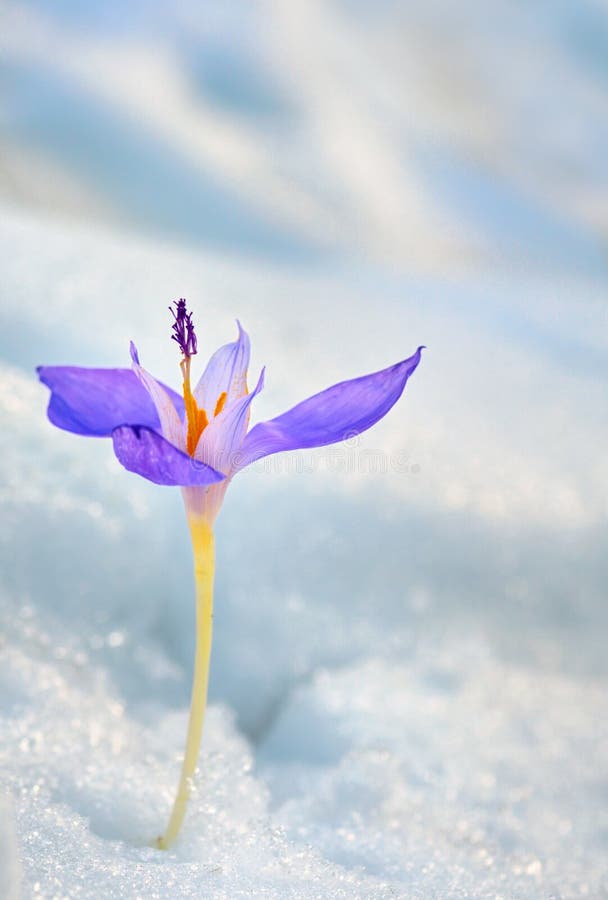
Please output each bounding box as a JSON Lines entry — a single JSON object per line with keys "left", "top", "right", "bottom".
{"left": 38, "top": 300, "right": 423, "bottom": 848}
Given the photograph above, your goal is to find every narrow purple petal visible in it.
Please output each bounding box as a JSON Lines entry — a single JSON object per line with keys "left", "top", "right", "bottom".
{"left": 112, "top": 426, "right": 225, "bottom": 486}
{"left": 237, "top": 347, "right": 424, "bottom": 468}
{"left": 193, "top": 321, "right": 250, "bottom": 413}
{"left": 37, "top": 366, "right": 183, "bottom": 437}
{"left": 130, "top": 342, "right": 185, "bottom": 450}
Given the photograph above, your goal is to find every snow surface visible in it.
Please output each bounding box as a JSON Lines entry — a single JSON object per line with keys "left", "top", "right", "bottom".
{"left": 1, "top": 1, "right": 608, "bottom": 897}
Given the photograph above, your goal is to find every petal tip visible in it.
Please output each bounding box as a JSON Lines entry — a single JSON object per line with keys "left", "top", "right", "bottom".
{"left": 129, "top": 341, "right": 140, "bottom": 366}
{"left": 235, "top": 319, "right": 250, "bottom": 345}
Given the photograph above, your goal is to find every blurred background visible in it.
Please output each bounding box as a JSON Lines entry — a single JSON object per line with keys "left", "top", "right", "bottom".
{"left": 3, "top": 0, "right": 608, "bottom": 275}
{"left": 1, "top": 1, "right": 607, "bottom": 896}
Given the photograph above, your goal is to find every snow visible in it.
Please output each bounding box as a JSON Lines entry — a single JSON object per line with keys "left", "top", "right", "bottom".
{"left": 1, "top": 0, "right": 608, "bottom": 897}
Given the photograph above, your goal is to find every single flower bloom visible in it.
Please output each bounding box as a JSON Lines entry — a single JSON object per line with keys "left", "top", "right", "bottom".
{"left": 37, "top": 299, "right": 424, "bottom": 848}
{"left": 38, "top": 301, "right": 424, "bottom": 523}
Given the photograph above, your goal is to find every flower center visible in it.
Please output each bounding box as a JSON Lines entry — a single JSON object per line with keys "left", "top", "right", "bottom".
{"left": 170, "top": 299, "right": 230, "bottom": 456}
{"left": 181, "top": 357, "right": 209, "bottom": 456}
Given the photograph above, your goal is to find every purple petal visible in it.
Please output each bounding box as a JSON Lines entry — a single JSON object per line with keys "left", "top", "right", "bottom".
{"left": 237, "top": 347, "right": 424, "bottom": 468}
{"left": 130, "top": 342, "right": 185, "bottom": 451}
{"left": 112, "top": 426, "right": 225, "bottom": 486}
{"left": 193, "top": 321, "right": 250, "bottom": 413}
{"left": 196, "top": 368, "right": 265, "bottom": 474}
{"left": 37, "top": 366, "right": 184, "bottom": 437}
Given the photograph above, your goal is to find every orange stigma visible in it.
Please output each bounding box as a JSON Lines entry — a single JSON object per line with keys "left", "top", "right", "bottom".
{"left": 179, "top": 357, "right": 206, "bottom": 456}
{"left": 214, "top": 392, "right": 227, "bottom": 417}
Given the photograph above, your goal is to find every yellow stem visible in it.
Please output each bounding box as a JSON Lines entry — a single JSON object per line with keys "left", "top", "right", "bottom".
{"left": 156, "top": 518, "right": 215, "bottom": 850}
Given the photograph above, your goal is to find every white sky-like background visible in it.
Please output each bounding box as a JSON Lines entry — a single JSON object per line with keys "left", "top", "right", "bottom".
{"left": 1, "top": 2, "right": 607, "bottom": 897}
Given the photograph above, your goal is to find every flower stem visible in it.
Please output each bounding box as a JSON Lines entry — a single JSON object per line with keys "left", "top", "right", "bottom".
{"left": 156, "top": 517, "right": 215, "bottom": 850}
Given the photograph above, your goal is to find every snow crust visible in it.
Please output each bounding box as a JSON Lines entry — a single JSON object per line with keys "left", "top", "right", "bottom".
{"left": 1, "top": 207, "right": 607, "bottom": 898}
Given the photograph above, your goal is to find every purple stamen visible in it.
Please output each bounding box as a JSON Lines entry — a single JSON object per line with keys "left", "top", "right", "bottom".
{"left": 170, "top": 299, "right": 198, "bottom": 358}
